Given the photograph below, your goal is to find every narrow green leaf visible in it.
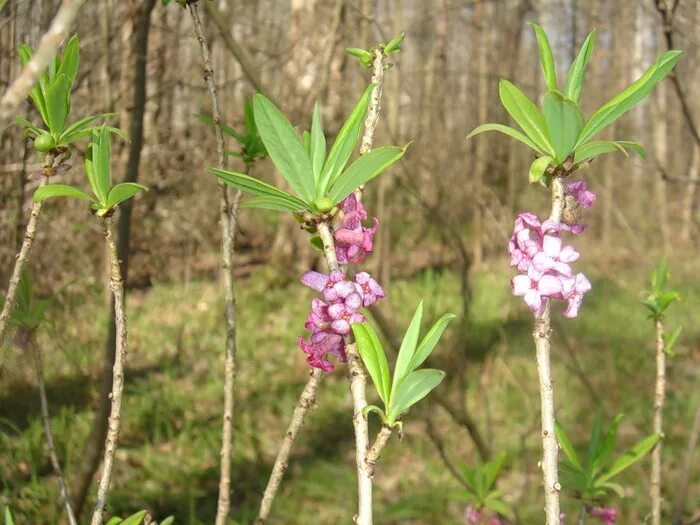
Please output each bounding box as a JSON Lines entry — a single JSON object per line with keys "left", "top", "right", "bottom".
{"left": 563, "top": 30, "right": 596, "bottom": 102}
{"left": 530, "top": 23, "right": 558, "bottom": 91}
{"left": 13, "top": 116, "right": 43, "bottom": 137}
{"left": 208, "top": 167, "right": 309, "bottom": 210}
{"left": 498, "top": 80, "right": 554, "bottom": 155}
{"left": 302, "top": 130, "right": 311, "bottom": 154}
{"left": 159, "top": 518, "right": 175, "bottom": 525}
{"left": 407, "top": 313, "right": 456, "bottom": 374}
{"left": 58, "top": 113, "right": 116, "bottom": 144}
{"left": 466, "top": 123, "right": 545, "bottom": 154}
{"left": 595, "top": 480, "right": 626, "bottom": 499}
{"left": 598, "top": 434, "right": 661, "bottom": 482}
{"left": 615, "top": 141, "right": 647, "bottom": 159}
{"left": 56, "top": 34, "right": 80, "bottom": 86}
{"left": 310, "top": 102, "right": 326, "bottom": 185}
{"left": 241, "top": 196, "right": 307, "bottom": 212}
{"left": 106, "top": 182, "right": 147, "bottom": 209}
{"left": 542, "top": 91, "right": 583, "bottom": 162}
{"left": 384, "top": 32, "right": 406, "bottom": 54}
{"left": 529, "top": 156, "right": 553, "bottom": 184}
{"left": 663, "top": 325, "right": 682, "bottom": 356}
{"left": 482, "top": 451, "right": 507, "bottom": 491}
{"left": 120, "top": 511, "right": 148, "bottom": 525}
{"left": 62, "top": 125, "right": 128, "bottom": 145}
{"left": 555, "top": 422, "right": 583, "bottom": 470}
{"left": 352, "top": 323, "right": 391, "bottom": 406}
{"left": 573, "top": 140, "right": 644, "bottom": 164}
{"left": 318, "top": 84, "right": 374, "bottom": 196}
{"left": 18, "top": 44, "right": 33, "bottom": 67}
{"left": 45, "top": 74, "right": 71, "bottom": 133}
{"left": 93, "top": 126, "right": 112, "bottom": 205}
{"left": 389, "top": 369, "right": 445, "bottom": 421}
{"left": 392, "top": 301, "right": 424, "bottom": 398}
{"left": 576, "top": 50, "right": 682, "bottom": 147}
{"left": 483, "top": 496, "right": 510, "bottom": 518}
{"left": 33, "top": 184, "right": 95, "bottom": 203}
{"left": 592, "top": 414, "right": 624, "bottom": 473}
{"left": 652, "top": 255, "right": 668, "bottom": 291}
{"left": 587, "top": 414, "right": 603, "bottom": 466}
{"left": 328, "top": 145, "right": 405, "bottom": 203}
{"left": 105, "top": 518, "right": 122, "bottom": 525}
{"left": 656, "top": 290, "right": 680, "bottom": 313}
{"left": 5, "top": 507, "right": 15, "bottom": 525}
{"left": 253, "top": 93, "right": 315, "bottom": 200}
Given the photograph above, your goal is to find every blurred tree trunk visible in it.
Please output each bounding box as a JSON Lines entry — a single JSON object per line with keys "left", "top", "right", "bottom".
{"left": 71, "top": 0, "right": 156, "bottom": 516}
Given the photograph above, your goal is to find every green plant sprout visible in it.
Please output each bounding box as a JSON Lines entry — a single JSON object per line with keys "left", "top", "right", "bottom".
{"left": 467, "top": 24, "right": 681, "bottom": 184}
{"left": 643, "top": 256, "right": 682, "bottom": 354}
{"left": 345, "top": 31, "right": 406, "bottom": 69}
{"left": 207, "top": 86, "right": 406, "bottom": 214}
{"left": 351, "top": 302, "right": 455, "bottom": 430}
{"left": 13, "top": 35, "right": 124, "bottom": 154}
{"left": 32, "top": 125, "right": 146, "bottom": 214}
{"left": 556, "top": 414, "right": 660, "bottom": 505}
{"left": 453, "top": 452, "right": 511, "bottom": 520}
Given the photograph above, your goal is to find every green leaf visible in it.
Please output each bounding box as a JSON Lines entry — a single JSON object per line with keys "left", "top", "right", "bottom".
{"left": 318, "top": 84, "right": 374, "bottom": 196}
{"left": 121, "top": 511, "right": 148, "bottom": 525}
{"left": 563, "top": 30, "right": 596, "bottom": 102}
{"left": 58, "top": 113, "right": 116, "bottom": 144}
{"left": 392, "top": 301, "right": 424, "bottom": 397}
{"left": 92, "top": 126, "right": 112, "bottom": 204}
{"left": 615, "top": 141, "right": 647, "bottom": 160}
{"left": 498, "top": 80, "right": 554, "bottom": 155}
{"left": 576, "top": 50, "right": 682, "bottom": 147}
{"left": 384, "top": 32, "right": 406, "bottom": 54}
{"left": 253, "top": 93, "right": 315, "bottom": 200}
{"left": 595, "top": 480, "right": 626, "bottom": 498}
{"left": 466, "top": 123, "right": 545, "bottom": 154}
{"left": 45, "top": 73, "right": 71, "bottom": 133}
{"left": 598, "top": 433, "right": 660, "bottom": 482}
{"left": 327, "top": 145, "right": 405, "bottom": 203}
{"left": 13, "top": 116, "right": 43, "bottom": 137}
{"left": 663, "top": 325, "right": 682, "bottom": 356}
{"left": 207, "top": 168, "right": 309, "bottom": 210}
{"left": 542, "top": 91, "right": 583, "bottom": 162}
{"left": 33, "top": 184, "right": 95, "bottom": 203}
{"left": 4, "top": 506, "right": 14, "bottom": 525}
{"left": 241, "top": 196, "right": 308, "bottom": 212}
{"left": 159, "top": 517, "right": 175, "bottom": 525}
{"left": 555, "top": 422, "right": 583, "bottom": 471}
{"left": 57, "top": 34, "right": 80, "bottom": 86}
{"left": 573, "top": 140, "right": 648, "bottom": 164}
{"left": 309, "top": 102, "right": 326, "bottom": 185}
{"left": 483, "top": 496, "right": 510, "bottom": 518}
{"left": 530, "top": 23, "right": 557, "bottom": 91}
{"left": 656, "top": 290, "right": 680, "bottom": 313}
{"left": 587, "top": 414, "right": 603, "bottom": 466}
{"left": 407, "top": 313, "right": 456, "bottom": 374}
{"left": 652, "top": 255, "right": 668, "bottom": 291}
{"left": 346, "top": 47, "right": 372, "bottom": 64}
{"left": 351, "top": 323, "right": 391, "bottom": 406}
{"left": 592, "top": 414, "right": 624, "bottom": 473}
{"left": 106, "top": 182, "right": 147, "bottom": 209}
{"left": 389, "top": 369, "right": 445, "bottom": 421}
{"left": 529, "top": 155, "right": 553, "bottom": 184}
{"left": 302, "top": 130, "right": 311, "bottom": 154}
{"left": 482, "top": 451, "right": 507, "bottom": 491}
{"left": 105, "top": 519, "right": 122, "bottom": 525}
{"left": 63, "top": 125, "right": 128, "bottom": 145}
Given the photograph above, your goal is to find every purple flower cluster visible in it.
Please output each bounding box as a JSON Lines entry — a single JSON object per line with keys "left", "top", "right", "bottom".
{"left": 508, "top": 180, "right": 595, "bottom": 318}
{"left": 333, "top": 194, "right": 378, "bottom": 264}
{"left": 298, "top": 270, "right": 385, "bottom": 371}
{"left": 589, "top": 506, "right": 617, "bottom": 524}
{"left": 464, "top": 506, "right": 505, "bottom": 525}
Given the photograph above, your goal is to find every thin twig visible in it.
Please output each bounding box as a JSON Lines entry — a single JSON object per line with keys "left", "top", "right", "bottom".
{"left": 317, "top": 222, "right": 373, "bottom": 525}
{"left": 366, "top": 424, "right": 393, "bottom": 473}
{"left": 650, "top": 319, "right": 666, "bottom": 525}
{"left": 578, "top": 504, "right": 587, "bottom": 525}
{"left": 255, "top": 368, "right": 322, "bottom": 524}
{"left": 185, "top": 4, "right": 238, "bottom": 525}
{"left": 532, "top": 177, "right": 565, "bottom": 525}
{"left": 90, "top": 217, "right": 129, "bottom": 525}
{"left": 0, "top": 0, "right": 86, "bottom": 133}
{"left": 29, "top": 332, "right": 78, "bottom": 525}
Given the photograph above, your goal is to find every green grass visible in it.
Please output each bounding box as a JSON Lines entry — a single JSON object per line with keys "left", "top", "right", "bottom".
{"left": 0, "top": 263, "right": 698, "bottom": 524}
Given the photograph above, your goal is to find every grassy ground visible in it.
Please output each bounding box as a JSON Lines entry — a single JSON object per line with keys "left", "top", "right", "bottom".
{"left": 0, "top": 261, "right": 698, "bottom": 524}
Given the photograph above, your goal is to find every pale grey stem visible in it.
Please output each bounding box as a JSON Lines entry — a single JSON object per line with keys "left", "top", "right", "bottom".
{"left": 0, "top": 0, "right": 87, "bottom": 133}
{"left": 533, "top": 176, "right": 565, "bottom": 525}
{"left": 185, "top": 4, "right": 238, "bottom": 525}
{"left": 255, "top": 368, "right": 323, "bottom": 524}
{"left": 90, "top": 218, "right": 128, "bottom": 525}
{"left": 317, "top": 222, "right": 373, "bottom": 525}
{"left": 578, "top": 504, "right": 587, "bottom": 525}
{"left": 0, "top": 179, "right": 46, "bottom": 350}
{"left": 651, "top": 319, "right": 666, "bottom": 525}
{"left": 366, "top": 424, "right": 393, "bottom": 472}
{"left": 30, "top": 333, "right": 78, "bottom": 525}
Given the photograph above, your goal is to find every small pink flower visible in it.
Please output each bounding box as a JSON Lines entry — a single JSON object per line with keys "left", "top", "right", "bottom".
{"left": 464, "top": 506, "right": 483, "bottom": 525}
{"left": 334, "top": 195, "right": 379, "bottom": 264}
{"left": 512, "top": 267, "right": 564, "bottom": 313}
{"left": 531, "top": 235, "right": 579, "bottom": 276}
{"left": 354, "top": 272, "right": 386, "bottom": 306}
{"left": 568, "top": 180, "right": 596, "bottom": 209}
{"left": 589, "top": 506, "right": 617, "bottom": 524}
{"left": 563, "top": 273, "right": 592, "bottom": 318}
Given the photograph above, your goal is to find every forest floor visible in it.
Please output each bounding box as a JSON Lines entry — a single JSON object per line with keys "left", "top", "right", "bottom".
{"left": 0, "top": 262, "right": 698, "bottom": 524}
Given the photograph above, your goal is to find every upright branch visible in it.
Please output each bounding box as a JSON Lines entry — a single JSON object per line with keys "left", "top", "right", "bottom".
{"left": 90, "top": 218, "right": 129, "bottom": 525}
{"left": 317, "top": 221, "right": 373, "bottom": 525}
{"left": 0, "top": 151, "right": 60, "bottom": 349}
{"left": 0, "top": 0, "right": 86, "bottom": 133}
{"left": 650, "top": 319, "right": 666, "bottom": 525}
{"left": 255, "top": 368, "right": 322, "bottom": 524}
{"left": 532, "top": 177, "right": 565, "bottom": 524}
{"left": 29, "top": 332, "right": 78, "bottom": 525}
{"left": 185, "top": 4, "right": 238, "bottom": 524}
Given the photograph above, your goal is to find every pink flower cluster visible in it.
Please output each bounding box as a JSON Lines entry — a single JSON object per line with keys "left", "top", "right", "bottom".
{"left": 333, "top": 194, "right": 378, "bottom": 264}
{"left": 589, "top": 506, "right": 617, "bottom": 524}
{"left": 464, "top": 506, "right": 504, "bottom": 525}
{"left": 508, "top": 180, "right": 595, "bottom": 318}
{"left": 298, "top": 270, "right": 385, "bottom": 371}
